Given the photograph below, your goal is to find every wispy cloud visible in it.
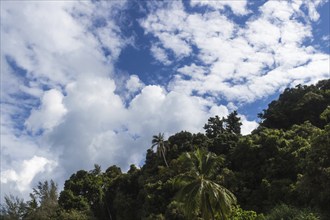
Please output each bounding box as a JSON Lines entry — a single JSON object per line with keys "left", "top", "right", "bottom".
{"left": 190, "top": 0, "right": 250, "bottom": 16}
{"left": 142, "top": 0, "right": 329, "bottom": 103}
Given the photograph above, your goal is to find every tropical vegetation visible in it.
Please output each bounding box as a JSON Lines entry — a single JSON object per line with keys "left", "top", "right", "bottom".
{"left": 1, "top": 79, "right": 329, "bottom": 219}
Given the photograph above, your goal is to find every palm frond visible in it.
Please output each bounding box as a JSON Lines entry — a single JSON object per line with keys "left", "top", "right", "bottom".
{"left": 174, "top": 148, "right": 236, "bottom": 220}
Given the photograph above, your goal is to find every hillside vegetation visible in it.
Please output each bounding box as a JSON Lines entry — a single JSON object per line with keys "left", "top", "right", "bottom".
{"left": 1, "top": 79, "right": 329, "bottom": 220}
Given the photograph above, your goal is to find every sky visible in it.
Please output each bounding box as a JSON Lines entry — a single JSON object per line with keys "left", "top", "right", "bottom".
{"left": 1, "top": 0, "right": 329, "bottom": 200}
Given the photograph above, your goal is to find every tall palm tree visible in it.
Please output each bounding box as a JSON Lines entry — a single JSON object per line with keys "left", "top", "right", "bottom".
{"left": 174, "top": 149, "right": 236, "bottom": 220}
{"left": 151, "top": 133, "right": 169, "bottom": 167}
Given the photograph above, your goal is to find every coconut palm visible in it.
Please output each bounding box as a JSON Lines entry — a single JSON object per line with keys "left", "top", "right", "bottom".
{"left": 174, "top": 149, "right": 236, "bottom": 220}
{"left": 151, "top": 133, "right": 169, "bottom": 167}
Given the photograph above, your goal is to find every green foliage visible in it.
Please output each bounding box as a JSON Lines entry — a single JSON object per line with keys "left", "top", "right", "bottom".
{"left": 58, "top": 166, "right": 107, "bottom": 219}
{"left": 57, "top": 209, "right": 95, "bottom": 220}
{"left": 0, "top": 195, "right": 26, "bottom": 220}
{"left": 297, "top": 125, "right": 330, "bottom": 218}
{"left": 174, "top": 149, "right": 236, "bottom": 220}
{"left": 265, "top": 204, "right": 320, "bottom": 220}
{"left": 204, "top": 111, "right": 242, "bottom": 155}
{"left": 320, "top": 106, "right": 330, "bottom": 122}
{"left": 25, "top": 180, "right": 60, "bottom": 220}
{"left": 105, "top": 165, "right": 122, "bottom": 179}
{"left": 229, "top": 206, "right": 265, "bottom": 220}
{"left": 110, "top": 166, "right": 142, "bottom": 220}
{"left": 228, "top": 123, "right": 322, "bottom": 212}
{"left": 143, "top": 213, "right": 165, "bottom": 220}
{"left": 259, "top": 79, "right": 330, "bottom": 129}
{"left": 164, "top": 201, "right": 187, "bottom": 220}
{"left": 204, "top": 115, "right": 226, "bottom": 138}
{"left": 225, "top": 111, "right": 242, "bottom": 135}
{"left": 204, "top": 111, "right": 242, "bottom": 138}
{"left": 167, "top": 131, "right": 195, "bottom": 160}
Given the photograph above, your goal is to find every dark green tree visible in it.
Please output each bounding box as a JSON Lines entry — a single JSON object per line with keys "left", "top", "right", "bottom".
{"left": 225, "top": 111, "right": 242, "bottom": 135}
{"left": 58, "top": 166, "right": 107, "bottom": 219}
{"left": 297, "top": 124, "right": 330, "bottom": 218}
{"left": 204, "top": 116, "right": 225, "bottom": 139}
{"left": 204, "top": 112, "right": 242, "bottom": 155}
{"left": 108, "top": 165, "right": 142, "bottom": 220}
{"left": 259, "top": 79, "right": 330, "bottom": 129}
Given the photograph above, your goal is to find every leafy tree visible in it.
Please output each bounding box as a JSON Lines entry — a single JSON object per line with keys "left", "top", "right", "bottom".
{"left": 204, "top": 116, "right": 225, "bottom": 139}
{"left": 105, "top": 165, "right": 122, "bottom": 179}
{"left": 225, "top": 111, "right": 242, "bottom": 135}
{"left": 208, "top": 132, "right": 239, "bottom": 155}
{"left": 265, "top": 204, "right": 320, "bottom": 220}
{"left": 58, "top": 166, "right": 107, "bottom": 219}
{"left": 204, "top": 112, "right": 242, "bottom": 138}
{"left": 192, "top": 133, "right": 209, "bottom": 149}
{"left": 259, "top": 79, "right": 330, "bottom": 129}
{"left": 167, "top": 131, "right": 194, "bottom": 160}
{"left": 229, "top": 206, "right": 265, "bottom": 220}
{"left": 320, "top": 106, "right": 330, "bottom": 122}
{"left": 164, "top": 201, "right": 187, "bottom": 220}
{"left": 151, "top": 133, "right": 169, "bottom": 167}
{"left": 25, "top": 180, "right": 59, "bottom": 220}
{"left": 297, "top": 124, "right": 330, "bottom": 218}
{"left": 204, "top": 112, "right": 242, "bottom": 155}
{"left": 174, "top": 149, "right": 236, "bottom": 220}
{"left": 57, "top": 209, "right": 95, "bottom": 220}
{"left": 0, "top": 195, "right": 26, "bottom": 220}
{"left": 228, "top": 122, "right": 322, "bottom": 212}
{"left": 108, "top": 165, "right": 142, "bottom": 220}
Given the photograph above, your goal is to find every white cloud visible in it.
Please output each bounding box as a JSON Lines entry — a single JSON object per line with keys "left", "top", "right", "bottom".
{"left": 0, "top": 0, "right": 129, "bottom": 199}
{"left": 321, "top": 35, "right": 330, "bottom": 47}
{"left": 25, "top": 89, "right": 67, "bottom": 133}
{"left": 150, "top": 45, "right": 171, "bottom": 65}
{"left": 143, "top": 0, "right": 329, "bottom": 103}
{"left": 177, "top": 63, "right": 208, "bottom": 79}
{"left": 303, "top": 0, "right": 328, "bottom": 21}
{"left": 209, "top": 105, "right": 229, "bottom": 118}
{"left": 240, "top": 117, "right": 259, "bottom": 136}
{"left": 190, "top": 0, "right": 249, "bottom": 16}
{"left": 141, "top": 1, "right": 192, "bottom": 59}
{"left": 1, "top": 156, "right": 56, "bottom": 195}
{"left": 126, "top": 75, "right": 144, "bottom": 94}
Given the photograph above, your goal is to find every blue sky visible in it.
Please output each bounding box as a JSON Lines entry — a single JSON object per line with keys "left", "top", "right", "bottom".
{"left": 1, "top": 0, "right": 329, "bottom": 200}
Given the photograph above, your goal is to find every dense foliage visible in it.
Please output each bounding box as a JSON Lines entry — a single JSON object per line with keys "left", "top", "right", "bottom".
{"left": 1, "top": 79, "right": 329, "bottom": 220}
{"left": 258, "top": 79, "right": 330, "bottom": 129}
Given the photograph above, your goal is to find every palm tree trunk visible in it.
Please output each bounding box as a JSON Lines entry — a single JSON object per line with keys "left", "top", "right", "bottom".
{"left": 161, "top": 147, "right": 169, "bottom": 167}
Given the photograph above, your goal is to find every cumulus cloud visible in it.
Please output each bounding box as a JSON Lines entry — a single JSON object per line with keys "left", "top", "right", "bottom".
{"left": 1, "top": 156, "right": 56, "bottom": 198}
{"left": 126, "top": 75, "right": 144, "bottom": 94}
{"left": 25, "top": 89, "right": 67, "bottom": 134}
{"left": 0, "top": 0, "right": 129, "bottom": 198}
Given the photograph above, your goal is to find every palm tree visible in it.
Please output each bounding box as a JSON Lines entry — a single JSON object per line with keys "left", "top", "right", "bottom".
{"left": 174, "top": 149, "right": 236, "bottom": 220}
{"left": 151, "top": 133, "right": 169, "bottom": 167}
